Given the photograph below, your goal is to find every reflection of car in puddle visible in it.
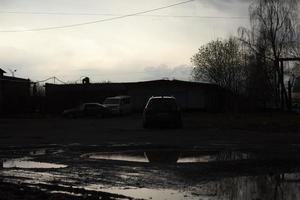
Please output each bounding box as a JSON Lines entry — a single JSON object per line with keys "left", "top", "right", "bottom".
{"left": 144, "top": 151, "right": 180, "bottom": 163}
{"left": 82, "top": 150, "right": 246, "bottom": 164}
{"left": 84, "top": 148, "right": 299, "bottom": 164}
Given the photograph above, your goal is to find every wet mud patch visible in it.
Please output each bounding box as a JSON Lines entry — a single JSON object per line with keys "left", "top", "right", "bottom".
{"left": 3, "top": 144, "right": 300, "bottom": 199}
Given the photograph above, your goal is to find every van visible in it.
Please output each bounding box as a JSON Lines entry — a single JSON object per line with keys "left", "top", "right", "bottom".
{"left": 103, "top": 96, "right": 132, "bottom": 115}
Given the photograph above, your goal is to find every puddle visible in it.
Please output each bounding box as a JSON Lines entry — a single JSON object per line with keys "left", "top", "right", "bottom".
{"left": 2, "top": 157, "right": 67, "bottom": 169}
{"left": 85, "top": 185, "right": 205, "bottom": 200}
{"left": 83, "top": 172, "right": 300, "bottom": 200}
{"left": 82, "top": 150, "right": 250, "bottom": 164}
{"left": 178, "top": 155, "right": 215, "bottom": 163}
{"left": 50, "top": 191, "right": 83, "bottom": 197}
{"left": 86, "top": 151, "right": 147, "bottom": 163}
{"left": 3, "top": 146, "right": 300, "bottom": 200}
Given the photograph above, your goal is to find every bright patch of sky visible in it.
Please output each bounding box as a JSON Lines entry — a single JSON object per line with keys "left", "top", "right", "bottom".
{"left": 0, "top": 0, "right": 250, "bottom": 83}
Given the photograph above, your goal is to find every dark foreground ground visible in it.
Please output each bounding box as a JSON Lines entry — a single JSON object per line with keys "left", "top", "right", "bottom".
{"left": 1, "top": 112, "right": 300, "bottom": 146}
{"left": 1, "top": 112, "right": 300, "bottom": 200}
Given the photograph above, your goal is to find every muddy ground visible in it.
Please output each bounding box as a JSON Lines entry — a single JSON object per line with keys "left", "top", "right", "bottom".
{"left": 1, "top": 112, "right": 300, "bottom": 147}
{"left": 1, "top": 112, "right": 300, "bottom": 199}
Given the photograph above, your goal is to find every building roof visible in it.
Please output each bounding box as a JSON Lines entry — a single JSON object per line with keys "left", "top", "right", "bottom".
{"left": 45, "top": 79, "right": 224, "bottom": 92}
{"left": 123, "top": 79, "right": 220, "bottom": 89}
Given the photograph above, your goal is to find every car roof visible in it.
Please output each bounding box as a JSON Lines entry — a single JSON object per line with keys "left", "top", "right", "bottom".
{"left": 149, "top": 96, "right": 176, "bottom": 100}
{"left": 105, "top": 96, "right": 130, "bottom": 99}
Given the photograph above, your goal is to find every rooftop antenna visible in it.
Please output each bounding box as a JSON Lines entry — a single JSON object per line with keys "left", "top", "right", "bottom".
{"left": 8, "top": 69, "right": 17, "bottom": 77}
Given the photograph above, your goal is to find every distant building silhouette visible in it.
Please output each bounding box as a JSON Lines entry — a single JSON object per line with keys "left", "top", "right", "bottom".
{"left": 0, "top": 68, "right": 31, "bottom": 115}
{"left": 82, "top": 77, "right": 90, "bottom": 84}
{"left": 45, "top": 79, "right": 230, "bottom": 113}
{"left": 0, "top": 68, "right": 5, "bottom": 77}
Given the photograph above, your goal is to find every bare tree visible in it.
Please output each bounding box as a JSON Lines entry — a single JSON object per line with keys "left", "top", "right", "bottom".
{"left": 238, "top": 0, "right": 299, "bottom": 108}
{"left": 240, "top": 0, "right": 298, "bottom": 61}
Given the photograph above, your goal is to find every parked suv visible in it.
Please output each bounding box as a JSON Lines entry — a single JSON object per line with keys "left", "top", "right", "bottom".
{"left": 143, "top": 96, "right": 182, "bottom": 128}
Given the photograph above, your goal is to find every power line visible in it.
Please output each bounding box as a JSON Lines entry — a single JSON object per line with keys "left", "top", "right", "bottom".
{"left": 35, "top": 77, "right": 55, "bottom": 83}
{"left": 0, "top": 10, "right": 248, "bottom": 19}
{"left": 54, "top": 77, "right": 67, "bottom": 84}
{"left": 0, "top": 0, "right": 196, "bottom": 33}
{"left": 35, "top": 76, "right": 67, "bottom": 84}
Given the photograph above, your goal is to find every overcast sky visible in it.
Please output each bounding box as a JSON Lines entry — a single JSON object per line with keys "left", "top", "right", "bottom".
{"left": 0, "top": 0, "right": 250, "bottom": 83}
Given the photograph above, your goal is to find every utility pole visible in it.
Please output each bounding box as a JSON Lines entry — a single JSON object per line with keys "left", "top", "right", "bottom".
{"left": 278, "top": 58, "right": 300, "bottom": 111}
{"left": 8, "top": 69, "right": 17, "bottom": 77}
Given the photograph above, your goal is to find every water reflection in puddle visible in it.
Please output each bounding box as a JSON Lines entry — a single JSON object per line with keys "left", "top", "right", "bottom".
{"left": 211, "top": 173, "right": 300, "bottom": 200}
{"left": 85, "top": 185, "right": 202, "bottom": 200}
{"left": 87, "top": 152, "right": 147, "bottom": 163}
{"left": 83, "top": 150, "right": 249, "bottom": 164}
{"left": 4, "top": 147, "right": 300, "bottom": 200}
{"left": 83, "top": 172, "right": 300, "bottom": 200}
{"left": 50, "top": 191, "right": 83, "bottom": 197}
{"left": 2, "top": 157, "right": 67, "bottom": 169}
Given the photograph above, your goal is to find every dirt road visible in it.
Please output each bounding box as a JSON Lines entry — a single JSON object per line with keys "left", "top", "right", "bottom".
{"left": 1, "top": 112, "right": 300, "bottom": 147}
{"left": 1, "top": 112, "right": 300, "bottom": 200}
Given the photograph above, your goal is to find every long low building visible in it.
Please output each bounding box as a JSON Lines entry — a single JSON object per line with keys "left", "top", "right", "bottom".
{"left": 45, "top": 79, "right": 230, "bottom": 113}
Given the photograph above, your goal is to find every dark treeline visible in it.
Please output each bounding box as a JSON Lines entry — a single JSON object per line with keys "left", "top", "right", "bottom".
{"left": 192, "top": 0, "right": 300, "bottom": 111}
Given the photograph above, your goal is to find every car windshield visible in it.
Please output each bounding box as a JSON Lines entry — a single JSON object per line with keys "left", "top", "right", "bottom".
{"left": 147, "top": 98, "right": 178, "bottom": 112}
{"left": 104, "top": 98, "right": 120, "bottom": 104}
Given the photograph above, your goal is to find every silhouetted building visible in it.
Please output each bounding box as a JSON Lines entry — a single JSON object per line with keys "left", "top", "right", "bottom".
{"left": 45, "top": 82, "right": 127, "bottom": 112}
{"left": 124, "top": 80, "right": 226, "bottom": 111}
{"left": 82, "top": 77, "right": 90, "bottom": 84}
{"left": 0, "top": 68, "right": 5, "bottom": 77}
{"left": 45, "top": 79, "right": 229, "bottom": 113}
{"left": 0, "top": 68, "right": 31, "bottom": 115}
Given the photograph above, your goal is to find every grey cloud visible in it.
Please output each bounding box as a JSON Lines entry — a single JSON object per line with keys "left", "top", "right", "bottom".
{"left": 199, "top": 0, "right": 251, "bottom": 14}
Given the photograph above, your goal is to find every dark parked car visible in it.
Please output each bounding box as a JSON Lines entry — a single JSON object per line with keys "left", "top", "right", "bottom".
{"left": 143, "top": 96, "right": 182, "bottom": 128}
{"left": 62, "top": 103, "right": 111, "bottom": 118}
